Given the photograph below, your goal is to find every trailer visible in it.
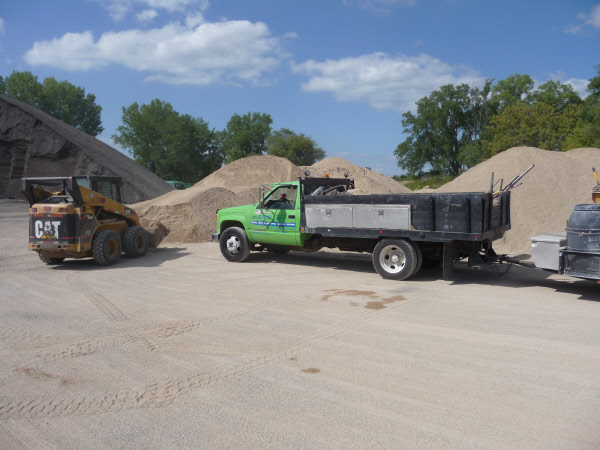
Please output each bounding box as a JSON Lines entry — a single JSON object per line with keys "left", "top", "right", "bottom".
{"left": 526, "top": 204, "right": 600, "bottom": 282}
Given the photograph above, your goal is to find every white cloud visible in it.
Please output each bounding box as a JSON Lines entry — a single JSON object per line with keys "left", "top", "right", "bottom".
{"left": 185, "top": 12, "right": 205, "bottom": 28}
{"left": 566, "top": 78, "right": 590, "bottom": 98}
{"left": 565, "top": 3, "right": 600, "bottom": 34}
{"left": 136, "top": 9, "right": 158, "bottom": 22}
{"left": 585, "top": 3, "right": 600, "bottom": 28}
{"left": 293, "top": 52, "right": 484, "bottom": 113}
{"left": 98, "top": 0, "right": 209, "bottom": 21}
{"left": 23, "top": 20, "right": 287, "bottom": 86}
{"left": 0, "top": 17, "right": 4, "bottom": 52}
{"left": 343, "top": 0, "right": 415, "bottom": 14}
{"left": 544, "top": 71, "right": 590, "bottom": 98}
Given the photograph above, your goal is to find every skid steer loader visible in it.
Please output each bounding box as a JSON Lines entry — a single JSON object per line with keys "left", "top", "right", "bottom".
{"left": 21, "top": 176, "right": 154, "bottom": 266}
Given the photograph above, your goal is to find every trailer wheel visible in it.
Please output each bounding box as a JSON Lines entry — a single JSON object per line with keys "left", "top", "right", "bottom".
{"left": 38, "top": 253, "right": 65, "bottom": 265}
{"left": 219, "top": 227, "right": 250, "bottom": 262}
{"left": 123, "top": 226, "right": 148, "bottom": 258}
{"left": 93, "top": 230, "right": 122, "bottom": 266}
{"left": 373, "top": 239, "right": 417, "bottom": 280}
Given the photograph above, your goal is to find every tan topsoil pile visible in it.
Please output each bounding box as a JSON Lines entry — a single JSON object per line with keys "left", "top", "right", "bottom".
{"left": 134, "top": 147, "right": 600, "bottom": 257}
{"left": 435, "top": 146, "right": 600, "bottom": 257}
{"left": 133, "top": 155, "right": 409, "bottom": 243}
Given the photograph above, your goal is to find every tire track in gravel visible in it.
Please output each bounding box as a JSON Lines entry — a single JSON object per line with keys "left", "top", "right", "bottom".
{"left": 33, "top": 295, "right": 291, "bottom": 361}
{"left": 85, "top": 292, "right": 130, "bottom": 322}
{"left": 0, "top": 291, "right": 420, "bottom": 420}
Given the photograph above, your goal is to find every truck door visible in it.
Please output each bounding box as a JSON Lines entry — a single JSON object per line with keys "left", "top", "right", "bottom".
{"left": 249, "top": 185, "right": 300, "bottom": 246}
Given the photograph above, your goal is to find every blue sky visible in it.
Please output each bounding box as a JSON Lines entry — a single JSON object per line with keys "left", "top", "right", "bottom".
{"left": 0, "top": 0, "right": 599, "bottom": 176}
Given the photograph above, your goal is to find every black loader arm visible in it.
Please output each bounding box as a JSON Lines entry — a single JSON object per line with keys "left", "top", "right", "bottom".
{"left": 20, "top": 177, "right": 84, "bottom": 206}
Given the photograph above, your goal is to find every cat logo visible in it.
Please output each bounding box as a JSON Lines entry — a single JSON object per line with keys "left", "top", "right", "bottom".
{"left": 35, "top": 220, "right": 60, "bottom": 239}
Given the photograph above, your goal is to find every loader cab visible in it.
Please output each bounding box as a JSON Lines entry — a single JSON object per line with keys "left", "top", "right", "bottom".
{"left": 75, "top": 176, "right": 123, "bottom": 203}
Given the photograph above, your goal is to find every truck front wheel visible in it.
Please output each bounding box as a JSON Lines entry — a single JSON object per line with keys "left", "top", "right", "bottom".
{"left": 219, "top": 227, "right": 250, "bottom": 262}
{"left": 373, "top": 239, "right": 417, "bottom": 280}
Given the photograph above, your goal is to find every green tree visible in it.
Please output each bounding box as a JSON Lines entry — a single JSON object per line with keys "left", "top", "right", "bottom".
{"left": 481, "top": 102, "right": 578, "bottom": 155}
{"left": 527, "top": 80, "right": 582, "bottom": 113}
{"left": 38, "top": 77, "right": 103, "bottom": 136}
{"left": 266, "top": 128, "right": 325, "bottom": 165}
{"left": 113, "top": 99, "right": 222, "bottom": 183}
{"left": 490, "top": 73, "right": 534, "bottom": 112}
{"left": 2, "top": 71, "right": 103, "bottom": 136}
{"left": 0, "top": 76, "right": 6, "bottom": 95}
{"left": 220, "top": 112, "right": 273, "bottom": 163}
{"left": 4, "top": 71, "right": 42, "bottom": 106}
{"left": 395, "top": 83, "right": 485, "bottom": 176}
{"left": 587, "top": 64, "right": 600, "bottom": 102}
{"left": 563, "top": 65, "right": 600, "bottom": 149}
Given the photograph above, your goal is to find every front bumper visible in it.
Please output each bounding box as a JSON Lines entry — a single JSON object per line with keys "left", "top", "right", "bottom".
{"left": 211, "top": 233, "right": 219, "bottom": 242}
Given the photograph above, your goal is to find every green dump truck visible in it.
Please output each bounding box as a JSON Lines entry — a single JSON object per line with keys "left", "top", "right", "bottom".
{"left": 212, "top": 174, "right": 511, "bottom": 280}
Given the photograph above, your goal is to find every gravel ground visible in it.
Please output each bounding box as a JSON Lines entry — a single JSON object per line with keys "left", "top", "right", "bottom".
{"left": 1, "top": 200, "right": 599, "bottom": 449}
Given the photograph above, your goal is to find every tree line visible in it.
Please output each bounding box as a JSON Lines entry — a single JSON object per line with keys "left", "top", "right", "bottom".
{"left": 395, "top": 66, "right": 600, "bottom": 178}
{"left": 3, "top": 67, "right": 599, "bottom": 185}
{"left": 1, "top": 71, "right": 325, "bottom": 184}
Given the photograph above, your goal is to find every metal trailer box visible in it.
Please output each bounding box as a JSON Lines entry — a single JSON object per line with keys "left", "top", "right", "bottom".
{"left": 305, "top": 204, "right": 354, "bottom": 228}
{"left": 304, "top": 204, "right": 411, "bottom": 230}
{"left": 531, "top": 232, "right": 566, "bottom": 271}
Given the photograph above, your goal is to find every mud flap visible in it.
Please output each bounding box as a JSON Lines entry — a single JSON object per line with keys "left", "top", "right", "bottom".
{"left": 443, "top": 242, "right": 454, "bottom": 281}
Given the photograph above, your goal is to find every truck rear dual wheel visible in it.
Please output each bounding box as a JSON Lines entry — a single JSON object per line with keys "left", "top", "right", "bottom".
{"left": 373, "top": 238, "right": 420, "bottom": 280}
{"left": 123, "top": 226, "right": 148, "bottom": 258}
{"left": 93, "top": 230, "right": 122, "bottom": 266}
{"left": 219, "top": 227, "right": 251, "bottom": 262}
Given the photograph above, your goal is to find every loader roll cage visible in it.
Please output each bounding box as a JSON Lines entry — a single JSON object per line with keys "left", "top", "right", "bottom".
{"left": 21, "top": 176, "right": 124, "bottom": 207}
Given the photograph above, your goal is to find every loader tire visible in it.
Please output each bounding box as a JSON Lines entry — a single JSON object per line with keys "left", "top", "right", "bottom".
{"left": 123, "top": 226, "right": 148, "bottom": 258}
{"left": 93, "top": 230, "right": 122, "bottom": 266}
{"left": 38, "top": 253, "right": 65, "bottom": 265}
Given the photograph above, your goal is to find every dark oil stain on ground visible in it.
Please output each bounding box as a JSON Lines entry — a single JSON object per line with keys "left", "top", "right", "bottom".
{"left": 15, "top": 366, "right": 75, "bottom": 386}
{"left": 364, "top": 295, "right": 406, "bottom": 310}
{"left": 301, "top": 368, "right": 320, "bottom": 374}
{"left": 321, "top": 289, "right": 406, "bottom": 310}
{"left": 14, "top": 367, "right": 55, "bottom": 380}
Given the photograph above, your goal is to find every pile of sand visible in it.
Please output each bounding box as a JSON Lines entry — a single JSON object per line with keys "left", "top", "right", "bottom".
{"left": 134, "top": 186, "right": 239, "bottom": 243}
{"left": 135, "top": 147, "right": 600, "bottom": 253}
{"left": 436, "top": 146, "right": 600, "bottom": 256}
{"left": 134, "top": 154, "right": 409, "bottom": 243}
{"left": 306, "top": 157, "right": 411, "bottom": 195}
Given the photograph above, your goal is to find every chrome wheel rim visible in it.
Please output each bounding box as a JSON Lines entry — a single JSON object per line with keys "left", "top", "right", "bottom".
{"left": 379, "top": 245, "right": 405, "bottom": 274}
{"left": 226, "top": 235, "right": 240, "bottom": 255}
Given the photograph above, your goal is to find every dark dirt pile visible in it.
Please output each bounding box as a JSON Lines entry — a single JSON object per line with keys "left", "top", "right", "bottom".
{"left": 135, "top": 155, "right": 408, "bottom": 243}
{"left": 435, "top": 146, "right": 600, "bottom": 256}
{"left": 0, "top": 94, "right": 172, "bottom": 203}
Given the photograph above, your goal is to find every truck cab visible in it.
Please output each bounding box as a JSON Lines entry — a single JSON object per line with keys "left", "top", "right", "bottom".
{"left": 213, "top": 176, "right": 355, "bottom": 256}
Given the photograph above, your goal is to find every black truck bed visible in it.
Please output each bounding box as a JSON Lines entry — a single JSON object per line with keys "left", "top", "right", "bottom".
{"left": 301, "top": 191, "right": 511, "bottom": 244}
